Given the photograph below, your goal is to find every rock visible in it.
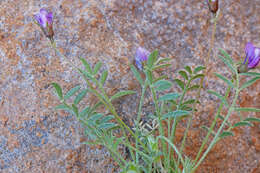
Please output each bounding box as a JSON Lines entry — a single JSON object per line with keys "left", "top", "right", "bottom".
{"left": 0, "top": 0, "right": 259, "bottom": 172}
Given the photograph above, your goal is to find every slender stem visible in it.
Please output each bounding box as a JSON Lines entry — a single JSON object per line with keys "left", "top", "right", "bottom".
{"left": 106, "top": 143, "right": 127, "bottom": 168}
{"left": 150, "top": 85, "right": 167, "bottom": 166}
{"left": 135, "top": 81, "right": 148, "bottom": 164}
{"left": 50, "top": 42, "right": 149, "bottom": 154}
{"left": 170, "top": 79, "right": 191, "bottom": 144}
{"left": 192, "top": 72, "right": 239, "bottom": 172}
{"left": 69, "top": 105, "right": 126, "bottom": 168}
{"left": 179, "top": 11, "right": 219, "bottom": 166}
{"left": 171, "top": 78, "right": 192, "bottom": 169}
{"left": 194, "top": 85, "right": 231, "bottom": 163}
{"left": 92, "top": 77, "right": 136, "bottom": 159}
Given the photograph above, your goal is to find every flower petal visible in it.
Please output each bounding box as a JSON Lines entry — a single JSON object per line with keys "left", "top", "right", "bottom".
{"left": 248, "top": 48, "right": 260, "bottom": 68}
{"left": 37, "top": 8, "right": 49, "bottom": 27}
{"left": 34, "top": 14, "right": 43, "bottom": 26}
{"left": 136, "top": 47, "right": 150, "bottom": 61}
{"left": 46, "top": 12, "right": 53, "bottom": 25}
{"left": 135, "top": 47, "right": 150, "bottom": 70}
{"left": 40, "top": 8, "right": 48, "bottom": 15}
{"left": 135, "top": 58, "right": 143, "bottom": 70}
{"left": 244, "top": 42, "right": 255, "bottom": 64}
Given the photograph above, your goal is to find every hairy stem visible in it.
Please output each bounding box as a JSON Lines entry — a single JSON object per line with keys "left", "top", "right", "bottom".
{"left": 192, "top": 71, "right": 239, "bottom": 172}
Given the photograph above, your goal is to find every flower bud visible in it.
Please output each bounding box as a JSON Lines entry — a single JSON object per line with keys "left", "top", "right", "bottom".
{"left": 238, "top": 42, "right": 260, "bottom": 73}
{"left": 135, "top": 47, "right": 150, "bottom": 70}
{"left": 207, "top": 0, "right": 219, "bottom": 14}
{"left": 34, "top": 8, "right": 54, "bottom": 42}
{"left": 238, "top": 64, "right": 248, "bottom": 73}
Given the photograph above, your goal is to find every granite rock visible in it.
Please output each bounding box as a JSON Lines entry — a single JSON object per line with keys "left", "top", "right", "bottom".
{"left": 0, "top": 0, "right": 259, "bottom": 172}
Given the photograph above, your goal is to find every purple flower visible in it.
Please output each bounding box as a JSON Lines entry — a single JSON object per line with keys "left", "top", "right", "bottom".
{"left": 135, "top": 47, "right": 150, "bottom": 70}
{"left": 34, "top": 8, "right": 53, "bottom": 28}
{"left": 244, "top": 42, "right": 260, "bottom": 69}
{"left": 34, "top": 8, "right": 54, "bottom": 41}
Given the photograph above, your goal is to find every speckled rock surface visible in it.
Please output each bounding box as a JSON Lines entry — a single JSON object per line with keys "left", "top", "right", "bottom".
{"left": 0, "top": 0, "right": 259, "bottom": 172}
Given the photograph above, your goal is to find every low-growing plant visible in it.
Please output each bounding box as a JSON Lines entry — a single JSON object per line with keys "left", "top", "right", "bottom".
{"left": 34, "top": 5, "right": 260, "bottom": 173}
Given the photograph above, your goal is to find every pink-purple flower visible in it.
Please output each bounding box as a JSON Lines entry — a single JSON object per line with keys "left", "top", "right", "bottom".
{"left": 238, "top": 42, "right": 260, "bottom": 73}
{"left": 244, "top": 42, "right": 260, "bottom": 69}
{"left": 34, "top": 8, "right": 54, "bottom": 41}
{"left": 135, "top": 47, "right": 150, "bottom": 70}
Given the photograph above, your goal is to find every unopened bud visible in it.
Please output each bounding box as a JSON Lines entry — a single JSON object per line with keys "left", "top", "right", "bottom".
{"left": 34, "top": 8, "right": 54, "bottom": 42}
{"left": 238, "top": 64, "right": 248, "bottom": 73}
{"left": 208, "top": 0, "right": 219, "bottom": 14}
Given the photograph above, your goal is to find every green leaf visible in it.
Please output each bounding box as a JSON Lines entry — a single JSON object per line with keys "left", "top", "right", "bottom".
{"left": 79, "top": 69, "right": 94, "bottom": 80}
{"left": 218, "top": 115, "right": 231, "bottom": 126}
{"left": 244, "top": 117, "right": 260, "bottom": 122}
{"left": 55, "top": 104, "right": 71, "bottom": 111}
{"left": 152, "top": 75, "right": 168, "bottom": 83}
{"left": 51, "top": 83, "right": 63, "bottom": 100}
{"left": 88, "top": 113, "right": 103, "bottom": 123}
{"left": 208, "top": 90, "right": 228, "bottom": 105}
{"left": 182, "top": 99, "right": 198, "bottom": 105}
{"left": 99, "top": 115, "right": 114, "bottom": 124}
{"left": 234, "top": 107, "right": 260, "bottom": 112}
{"left": 100, "top": 70, "right": 108, "bottom": 86}
{"left": 64, "top": 85, "right": 81, "bottom": 100}
{"left": 98, "top": 123, "right": 117, "bottom": 130}
{"left": 219, "top": 131, "right": 234, "bottom": 138}
{"left": 130, "top": 65, "right": 143, "bottom": 85}
{"left": 145, "top": 70, "right": 153, "bottom": 84}
{"left": 153, "top": 80, "right": 172, "bottom": 91}
{"left": 191, "top": 74, "right": 204, "bottom": 81}
{"left": 201, "top": 126, "right": 215, "bottom": 135}
{"left": 187, "top": 84, "right": 200, "bottom": 91}
{"left": 162, "top": 110, "right": 190, "bottom": 120}
{"left": 218, "top": 55, "right": 236, "bottom": 74}
{"left": 74, "top": 89, "right": 88, "bottom": 105}
{"left": 214, "top": 73, "right": 235, "bottom": 88}
{"left": 158, "top": 93, "right": 180, "bottom": 102}
{"left": 240, "top": 77, "right": 260, "bottom": 90}
{"left": 174, "top": 79, "right": 185, "bottom": 90}
{"left": 72, "top": 104, "right": 79, "bottom": 116}
{"left": 184, "top": 66, "right": 192, "bottom": 74}
{"left": 85, "top": 129, "right": 97, "bottom": 140}
{"left": 93, "top": 61, "right": 102, "bottom": 75}
{"left": 239, "top": 72, "right": 260, "bottom": 77}
{"left": 179, "top": 70, "right": 189, "bottom": 80}
{"left": 170, "top": 100, "right": 177, "bottom": 106}
{"left": 233, "top": 121, "right": 253, "bottom": 127}
{"left": 179, "top": 105, "right": 193, "bottom": 111}
{"left": 194, "top": 66, "right": 206, "bottom": 74}
{"left": 110, "top": 90, "right": 136, "bottom": 101}
{"left": 152, "top": 63, "right": 171, "bottom": 70}
{"left": 147, "top": 50, "right": 158, "bottom": 68}
{"left": 156, "top": 58, "right": 171, "bottom": 65}
{"left": 79, "top": 106, "right": 90, "bottom": 117}
{"left": 219, "top": 48, "right": 234, "bottom": 65}
{"left": 80, "top": 57, "right": 92, "bottom": 73}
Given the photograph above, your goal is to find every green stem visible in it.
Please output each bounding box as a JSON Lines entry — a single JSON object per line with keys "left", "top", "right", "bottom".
{"left": 50, "top": 42, "right": 149, "bottom": 154}
{"left": 92, "top": 77, "right": 136, "bottom": 160}
{"left": 150, "top": 85, "right": 167, "bottom": 166}
{"left": 179, "top": 11, "right": 219, "bottom": 169}
{"left": 192, "top": 72, "right": 239, "bottom": 172}
{"left": 170, "top": 78, "right": 191, "bottom": 146}
{"left": 135, "top": 80, "right": 148, "bottom": 164}
{"left": 194, "top": 85, "right": 231, "bottom": 163}
{"left": 171, "top": 78, "right": 192, "bottom": 169}
{"left": 106, "top": 143, "right": 127, "bottom": 168}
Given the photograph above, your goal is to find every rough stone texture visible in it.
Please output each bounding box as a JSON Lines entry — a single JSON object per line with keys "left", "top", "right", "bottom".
{"left": 0, "top": 0, "right": 259, "bottom": 172}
